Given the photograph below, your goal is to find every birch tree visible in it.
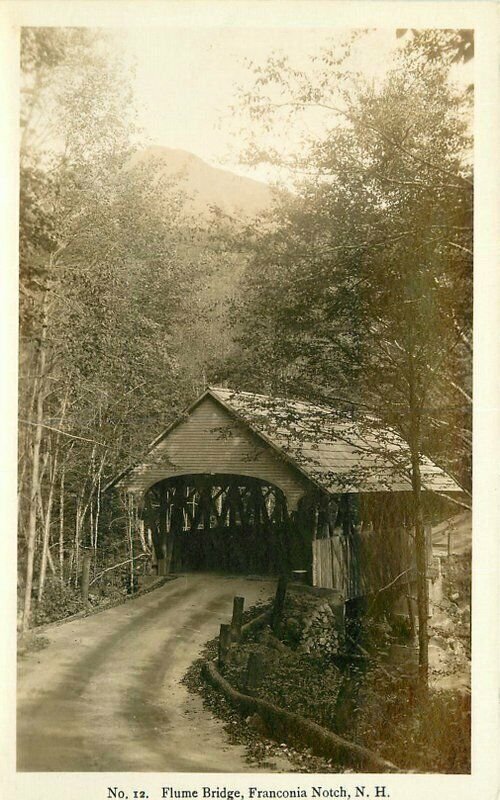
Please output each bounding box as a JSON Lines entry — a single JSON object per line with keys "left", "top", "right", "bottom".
{"left": 19, "top": 28, "right": 198, "bottom": 628}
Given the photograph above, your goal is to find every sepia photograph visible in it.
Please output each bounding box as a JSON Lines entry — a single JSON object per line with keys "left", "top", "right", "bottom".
{"left": 5, "top": 1, "right": 496, "bottom": 789}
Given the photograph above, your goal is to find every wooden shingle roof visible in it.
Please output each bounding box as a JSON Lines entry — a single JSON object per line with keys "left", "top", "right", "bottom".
{"left": 108, "top": 386, "right": 463, "bottom": 495}
{"left": 209, "top": 387, "right": 462, "bottom": 494}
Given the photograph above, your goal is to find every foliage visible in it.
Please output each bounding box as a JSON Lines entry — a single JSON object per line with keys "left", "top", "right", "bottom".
{"left": 18, "top": 26, "right": 473, "bottom": 666}
{"left": 20, "top": 27, "right": 136, "bottom": 332}
{"left": 31, "top": 577, "right": 85, "bottom": 627}
{"left": 17, "top": 633, "right": 50, "bottom": 658}
{"left": 219, "top": 595, "right": 470, "bottom": 772}
{"left": 183, "top": 628, "right": 334, "bottom": 772}
{"left": 351, "top": 664, "right": 470, "bottom": 772}
{"left": 222, "top": 31, "right": 472, "bottom": 488}
{"left": 209, "top": 31, "right": 474, "bottom": 688}
{"left": 18, "top": 28, "right": 213, "bottom": 628}
{"left": 224, "top": 638, "right": 343, "bottom": 733}
{"left": 396, "top": 29, "right": 474, "bottom": 65}
{"left": 259, "top": 652, "right": 343, "bottom": 730}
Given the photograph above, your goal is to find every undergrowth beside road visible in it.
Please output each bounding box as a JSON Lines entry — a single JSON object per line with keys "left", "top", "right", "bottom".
{"left": 182, "top": 604, "right": 339, "bottom": 773}
{"left": 186, "top": 593, "right": 470, "bottom": 774}
{"left": 17, "top": 632, "right": 50, "bottom": 658}
{"left": 28, "top": 575, "right": 131, "bottom": 627}
{"left": 28, "top": 578, "right": 97, "bottom": 627}
{"left": 18, "top": 574, "right": 174, "bottom": 631}
{"left": 350, "top": 664, "right": 470, "bottom": 772}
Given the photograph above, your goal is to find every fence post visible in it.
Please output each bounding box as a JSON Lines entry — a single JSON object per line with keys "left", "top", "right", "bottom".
{"left": 271, "top": 574, "right": 288, "bottom": 636}
{"left": 245, "top": 651, "right": 265, "bottom": 694}
{"left": 231, "top": 596, "right": 245, "bottom": 642}
{"left": 218, "top": 623, "right": 232, "bottom": 668}
{"left": 425, "top": 523, "right": 433, "bottom": 566}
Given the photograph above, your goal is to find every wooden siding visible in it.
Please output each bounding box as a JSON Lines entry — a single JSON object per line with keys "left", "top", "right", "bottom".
{"left": 312, "top": 528, "right": 417, "bottom": 601}
{"left": 313, "top": 537, "right": 350, "bottom": 598}
{"left": 117, "top": 395, "right": 310, "bottom": 509}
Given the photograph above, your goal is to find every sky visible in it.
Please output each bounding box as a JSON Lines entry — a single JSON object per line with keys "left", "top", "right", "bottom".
{"left": 116, "top": 27, "right": 399, "bottom": 182}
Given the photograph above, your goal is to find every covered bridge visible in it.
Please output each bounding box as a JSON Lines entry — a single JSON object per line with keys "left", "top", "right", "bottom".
{"left": 109, "top": 387, "right": 462, "bottom": 600}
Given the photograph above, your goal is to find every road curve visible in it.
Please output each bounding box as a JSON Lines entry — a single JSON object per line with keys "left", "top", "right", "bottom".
{"left": 17, "top": 573, "right": 291, "bottom": 773}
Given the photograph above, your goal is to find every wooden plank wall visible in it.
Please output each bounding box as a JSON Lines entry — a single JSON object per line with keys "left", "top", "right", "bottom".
{"left": 312, "top": 528, "right": 414, "bottom": 600}
{"left": 117, "top": 395, "right": 310, "bottom": 510}
{"left": 312, "top": 536, "right": 349, "bottom": 596}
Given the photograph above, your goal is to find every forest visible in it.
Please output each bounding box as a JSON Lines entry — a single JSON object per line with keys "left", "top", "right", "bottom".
{"left": 18, "top": 22, "right": 472, "bottom": 692}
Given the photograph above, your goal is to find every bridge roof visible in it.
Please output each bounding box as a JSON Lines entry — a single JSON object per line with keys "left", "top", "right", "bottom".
{"left": 208, "top": 387, "right": 462, "bottom": 494}
{"left": 108, "top": 386, "right": 462, "bottom": 495}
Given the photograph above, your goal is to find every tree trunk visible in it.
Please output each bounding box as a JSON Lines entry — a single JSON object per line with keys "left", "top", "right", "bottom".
{"left": 408, "top": 356, "right": 429, "bottom": 693}
{"left": 128, "top": 495, "right": 135, "bottom": 592}
{"left": 271, "top": 574, "right": 289, "bottom": 636}
{"left": 46, "top": 545, "right": 56, "bottom": 575}
{"left": 93, "top": 464, "right": 103, "bottom": 575}
{"left": 73, "top": 502, "right": 82, "bottom": 588}
{"left": 21, "top": 291, "right": 48, "bottom": 633}
{"left": 59, "top": 465, "right": 65, "bottom": 585}
{"left": 89, "top": 494, "right": 94, "bottom": 549}
{"left": 81, "top": 550, "right": 91, "bottom": 604}
{"left": 38, "top": 444, "right": 60, "bottom": 602}
{"left": 138, "top": 518, "right": 148, "bottom": 553}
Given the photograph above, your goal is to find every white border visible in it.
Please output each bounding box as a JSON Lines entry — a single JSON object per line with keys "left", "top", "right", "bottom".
{"left": 1, "top": 3, "right": 498, "bottom": 799}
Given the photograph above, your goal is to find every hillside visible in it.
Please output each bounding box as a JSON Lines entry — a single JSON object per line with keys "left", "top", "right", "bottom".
{"left": 131, "top": 145, "right": 274, "bottom": 219}
{"left": 128, "top": 146, "right": 276, "bottom": 389}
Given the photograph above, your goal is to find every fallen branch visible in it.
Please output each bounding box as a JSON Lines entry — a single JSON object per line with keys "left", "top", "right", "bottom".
{"left": 202, "top": 659, "right": 399, "bottom": 772}
{"left": 19, "top": 419, "right": 108, "bottom": 447}
{"left": 373, "top": 567, "right": 413, "bottom": 598}
{"left": 345, "top": 635, "right": 400, "bottom": 681}
{"left": 241, "top": 609, "right": 272, "bottom": 637}
{"left": 89, "top": 553, "right": 149, "bottom": 586}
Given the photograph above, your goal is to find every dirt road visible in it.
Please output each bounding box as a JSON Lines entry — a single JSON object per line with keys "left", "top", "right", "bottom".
{"left": 17, "top": 574, "right": 291, "bottom": 773}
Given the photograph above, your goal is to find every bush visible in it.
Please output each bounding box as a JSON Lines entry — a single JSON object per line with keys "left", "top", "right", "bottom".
{"left": 223, "top": 596, "right": 470, "bottom": 773}
{"left": 259, "top": 651, "right": 343, "bottom": 730}
{"left": 17, "top": 632, "right": 50, "bottom": 657}
{"left": 31, "top": 578, "right": 85, "bottom": 626}
{"left": 350, "top": 662, "right": 471, "bottom": 772}
{"left": 224, "top": 639, "right": 343, "bottom": 731}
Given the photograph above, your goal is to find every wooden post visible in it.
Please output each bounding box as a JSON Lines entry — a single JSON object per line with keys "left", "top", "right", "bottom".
{"left": 231, "top": 596, "right": 245, "bottom": 641}
{"left": 245, "top": 651, "right": 265, "bottom": 694}
{"left": 156, "top": 558, "right": 166, "bottom": 576}
{"left": 271, "top": 574, "right": 288, "bottom": 636}
{"left": 401, "top": 526, "right": 416, "bottom": 639}
{"left": 81, "top": 550, "right": 91, "bottom": 604}
{"left": 127, "top": 494, "right": 135, "bottom": 593}
{"left": 218, "top": 623, "right": 232, "bottom": 668}
{"left": 228, "top": 482, "right": 238, "bottom": 529}
{"left": 312, "top": 505, "right": 319, "bottom": 541}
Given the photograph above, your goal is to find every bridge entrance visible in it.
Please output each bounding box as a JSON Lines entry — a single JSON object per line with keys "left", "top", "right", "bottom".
{"left": 143, "top": 473, "right": 289, "bottom": 575}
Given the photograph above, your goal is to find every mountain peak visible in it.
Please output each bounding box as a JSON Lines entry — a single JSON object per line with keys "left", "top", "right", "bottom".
{"left": 132, "top": 145, "right": 274, "bottom": 218}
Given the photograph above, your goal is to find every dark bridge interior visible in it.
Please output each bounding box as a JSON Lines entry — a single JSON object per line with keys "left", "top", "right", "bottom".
{"left": 142, "top": 473, "right": 290, "bottom": 574}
